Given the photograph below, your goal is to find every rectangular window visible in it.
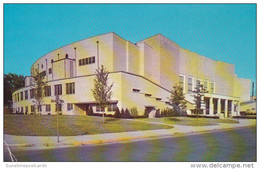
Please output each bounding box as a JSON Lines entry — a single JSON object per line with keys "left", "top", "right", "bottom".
{"left": 85, "top": 57, "right": 89, "bottom": 64}
{"left": 44, "top": 86, "right": 51, "bottom": 97}
{"left": 92, "top": 56, "right": 95, "bottom": 63}
{"left": 145, "top": 93, "right": 152, "bottom": 97}
{"left": 179, "top": 75, "right": 184, "bottom": 90}
{"left": 31, "top": 105, "right": 35, "bottom": 113}
{"left": 30, "top": 89, "right": 35, "bottom": 99}
{"left": 204, "top": 81, "right": 208, "bottom": 91}
{"left": 38, "top": 105, "right": 42, "bottom": 112}
{"left": 25, "top": 90, "right": 28, "bottom": 100}
{"left": 21, "top": 107, "right": 24, "bottom": 113}
{"left": 49, "top": 68, "right": 52, "bottom": 74}
{"left": 196, "top": 79, "right": 201, "bottom": 88}
{"left": 55, "top": 104, "right": 62, "bottom": 112}
{"left": 46, "top": 104, "right": 51, "bottom": 112}
{"left": 210, "top": 83, "right": 215, "bottom": 94}
{"left": 55, "top": 84, "right": 62, "bottom": 95}
{"left": 66, "top": 82, "right": 75, "bottom": 94}
{"left": 188, "top": 77, "right": 193, "bottom": 93}
{"left": 89, "top": 57, "right": 92, "bottom": 64}
{"left": 82, "top": 58, "right": 85, "bottom": 65}
{"left": 107, "top": 104, "right": 117, "bottom": 111}
{"left": 20, "top": 92, "right": 23, "bottom": 100}
{"left": 70, "top": 61, "right": 74, "bottom": 77}
{"left": 67, "top": 103, "right": 73, "bottom": 111}
{"left": 79, "top": 59, "right": 82, "bottom": 66}
{"left": 96, "top": 105, "right": 105, "bottom": 112}
{"left": 132, "top": 88, "right": 140, "bottom": 92}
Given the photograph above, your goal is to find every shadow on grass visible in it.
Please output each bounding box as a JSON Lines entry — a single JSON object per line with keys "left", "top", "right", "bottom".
{"left": 105, "top": 118, "right": 120, "bottom": 122}
{"left": 167, "top": 117, "right": 182, "bottom": 122}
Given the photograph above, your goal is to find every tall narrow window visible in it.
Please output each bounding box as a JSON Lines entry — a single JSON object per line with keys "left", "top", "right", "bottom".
{"left": 66, "top": 82, "right": 75, "bottom": 94}
{"left": 38, "top": 105, "right": 42, "bottom": 112}
{"left": 204, "top": 81, "right": 208, "bottom": 91}
{"left": 179, "top": 75, "right": 184, "bottom": 91}
{"left": 31, "top": 105, "right": 35, "bottom": 113}
{"left": 210, "top": 83, "right": 215, "bottom": 94}
{"left": 25, "top": 90, "right": 28, "bottom": 100}
{"left": 46, "top": 104, "right": 51, "bottom": 112}
{"left": 79, "top": 60, "right": 82, "bottom": 66}
{"left": 30, "top": 89, "right": 35, "bottom": 99}
{"left": 20, "top": 91, "right": 23, "bottom": 100}
{"left": 70, "top": 61, "right": 74, "bottom": 77}
{"left": 44, "top": 86, "right": 51, "bottom": 97}
{"left": 196, "top": 79, "right": 201, "bottom": 88}
{"left": 56, "top": 104, "right": 62, "bottom": 112}
{"left": 67, "top": 103, "right": 73, "bottom": 111}
{"left": 55, "top": 84, "right": 62, "bottom": 95}
{"left": 188, "top": 77, "right": 193, "bottom": 93}
{"left": 92, "top": 56, "right": 95, "bottom": 63}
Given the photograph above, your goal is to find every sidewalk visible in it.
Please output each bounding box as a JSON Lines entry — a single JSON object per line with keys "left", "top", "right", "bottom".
{"left": 4, "top": 119, "right": 256, "bottom": 150}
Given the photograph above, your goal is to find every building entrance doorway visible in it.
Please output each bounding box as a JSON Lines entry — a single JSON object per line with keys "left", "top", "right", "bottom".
{"left": 145, "top": 106, "right": 156, "bottom": 118}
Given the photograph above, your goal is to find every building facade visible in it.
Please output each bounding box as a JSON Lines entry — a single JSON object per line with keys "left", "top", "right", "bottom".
{"left": 12, "top": 32, "right": 251, "bottom": 117}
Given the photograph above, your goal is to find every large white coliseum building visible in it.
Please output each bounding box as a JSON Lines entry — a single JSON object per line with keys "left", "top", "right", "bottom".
{"left": 12, "top": 32, "right": 251, "bottom": 117}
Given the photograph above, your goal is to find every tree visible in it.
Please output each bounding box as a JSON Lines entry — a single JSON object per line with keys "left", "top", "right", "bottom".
{"left": 120, "top": 108, "right": 125, "bottom": 118}
{"left": 130, "top": 107, "right": 138, "bottom": 118}
{"left": 168, "top": 84, "right": 187, "bottom": 116}
{"left": 91, "top": 65, "right": 113, "bottom": 124}
{"left": 114, "top": 107, "right": 120, "bottom": 118}
{"left": 125, "top": 108, "right": 131, "bottom": 119}
{"left": 31, "top": 69, "right": 46, "bottom": 115}
{"left": 192, "top": 81, "right": 208, "bottom": 117}
{"left": 4, "top": 73, "right": 25, "bottom": 107}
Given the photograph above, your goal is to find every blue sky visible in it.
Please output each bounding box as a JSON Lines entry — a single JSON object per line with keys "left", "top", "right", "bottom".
{"left": 4, "top": 4, "right": 256, "bottom": 88}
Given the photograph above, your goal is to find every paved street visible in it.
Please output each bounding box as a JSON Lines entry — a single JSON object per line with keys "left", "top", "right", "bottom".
{"left": 4, "top": 127, "right": 256, "bottom": 162}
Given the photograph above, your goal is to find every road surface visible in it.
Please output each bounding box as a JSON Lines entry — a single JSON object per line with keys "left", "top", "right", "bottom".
{"left": 4, "top": 127, "right": 256, "bottom": 162}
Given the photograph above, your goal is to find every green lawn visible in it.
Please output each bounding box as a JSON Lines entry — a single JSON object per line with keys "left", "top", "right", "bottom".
{"left": 136, "top": 117, "right": 240, "bottom": 126}
{"left": 4, "top": 114, "right": 173, "bottom": 136}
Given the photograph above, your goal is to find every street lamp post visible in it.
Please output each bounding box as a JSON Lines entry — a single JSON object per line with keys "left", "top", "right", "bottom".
{"left": 52, "top": 95, "right": 63, "bottom": 143}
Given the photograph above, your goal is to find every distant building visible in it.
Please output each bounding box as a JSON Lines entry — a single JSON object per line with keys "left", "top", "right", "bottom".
{"left": 12, "top": 32, "right": 251, "bottom": 117}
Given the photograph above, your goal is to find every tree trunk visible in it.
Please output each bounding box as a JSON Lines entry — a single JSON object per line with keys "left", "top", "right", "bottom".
{"left": 102, "top": 111, "right": 106, "bottom": 124}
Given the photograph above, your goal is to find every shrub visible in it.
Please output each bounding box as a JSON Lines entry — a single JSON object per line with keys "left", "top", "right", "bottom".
{"left": 144, "top": 109, "right": 149, "bottom": 118}
{"left": 48, "top": 113, "right": 51, "bottom": 115}
{"left": 155, "top": 109, "right": 161, "bottom": 118}
{"left": 86, "top": 107, "right": 94, "bottom": 116}
{"left": 130, "top": 107, "right": 138, "bottom": 118}
{"left": 30, "top": 112, "right": 33, "bottom": 115}
{"left": 120, "top": 108, "right": 125, "bottom": 118}
{"left": 125, "top": 108, "right": 132, "bottom": 119}
{"left": 59, "top": 113, "right": 62, "bottom": 115}
{"left": 161, "top": 108, "right": 175, "bottom": 117}
{"left": 114, "top": 107, "right": 121, "bottom": 118}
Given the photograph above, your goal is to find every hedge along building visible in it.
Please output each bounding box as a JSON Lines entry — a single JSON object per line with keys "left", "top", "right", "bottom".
{"left": 12, "top": 32, "right": 251, "bottom": 117}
